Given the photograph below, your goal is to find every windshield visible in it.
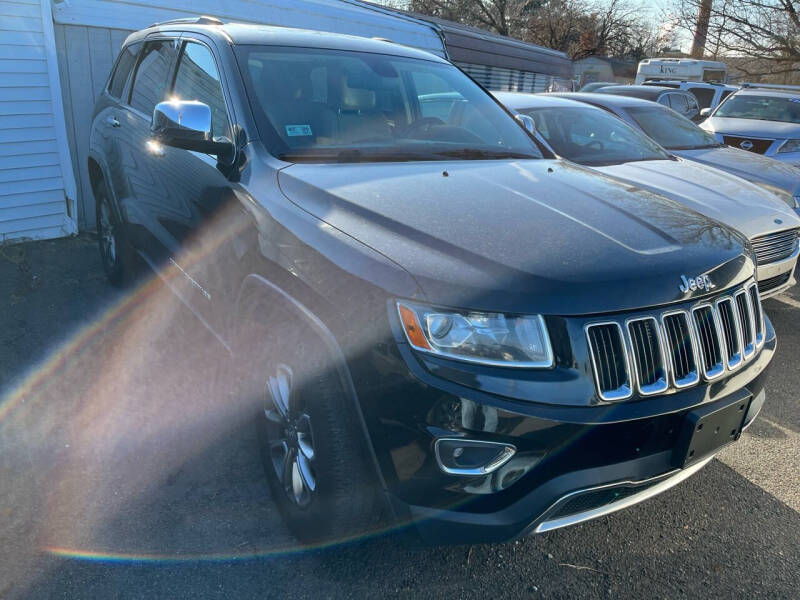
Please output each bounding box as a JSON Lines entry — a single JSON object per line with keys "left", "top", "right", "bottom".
{"left": 517, "top": 106, "right": 671, "bottom": 166}
{"left": 235, "top": 46, "right": 544, "bottom": 163}
{"left": 626, "top": 105, "right": 721, "bottom": 150}
{"left": 713, "top": 94, "right": 800, "bottom": 124}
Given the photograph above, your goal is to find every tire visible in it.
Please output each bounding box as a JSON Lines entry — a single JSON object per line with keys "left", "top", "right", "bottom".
{"left": 237, "top": 296, "right": 384, "bottom": 544}
{"left": 94, "top": 176, "right": 135, "bottom": 287}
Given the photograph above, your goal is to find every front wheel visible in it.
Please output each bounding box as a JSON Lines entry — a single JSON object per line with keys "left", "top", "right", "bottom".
{"left": 240, "top": 300, "right": 384, "bottom": 544}
{"left": 94, "top": 178, "right": 134, "bottom": 286}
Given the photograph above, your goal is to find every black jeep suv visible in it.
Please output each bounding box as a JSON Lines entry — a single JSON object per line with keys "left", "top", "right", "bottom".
{"left": 88, "top": 18, "right": 774, "bottom": 544}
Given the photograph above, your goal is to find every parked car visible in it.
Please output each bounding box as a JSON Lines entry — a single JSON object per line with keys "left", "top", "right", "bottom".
{"left": 495, "top": 92, "right": 800, "bottom": 298}
{"left": 640, "top": 80, "right": 737, "bottom": 110}
{"left": 700, "top": 84, "right": 800, "bottom": 168}
{"left": 90, "top": 19, "right": 775, "bottom": 545}
{"left": 553, "top": 92, "right": 800, "bottom": 213}
{"left": 595, "top": 84, "right": 702, "bottom": 121}
{"left": 579, "top": 81, "right": 619, "bottom": 93}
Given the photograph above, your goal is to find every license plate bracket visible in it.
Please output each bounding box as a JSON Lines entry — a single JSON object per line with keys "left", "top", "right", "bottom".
{"left": 673, "top": 392, "right": 751, "bottom": 469}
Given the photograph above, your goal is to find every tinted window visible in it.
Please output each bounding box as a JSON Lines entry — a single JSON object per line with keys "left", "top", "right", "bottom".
{"left": 130, "top": 40, "right": 177, "bottom": 116}
{"left": 108, "top": 43, "right": 140, "bottom": 98}
{"left": 519, "top": 106, "right": 670, "bottom": 166}
{"left": 236, "top": 45, "right": 543, "bottom": 163}
{"left": 668, "top": 94, "right": 688, "bottom": 113}
{"left": 688, "top": 87, "right": 715, "bottom": 109}
{"left": 714, "top": 94, "right": 800, "bottom": 124}
{"left": 172, "top": 42, "right": 229, "bottom": 139}
{"left": 626, "top": 105, "right": 720, "bottom": 150}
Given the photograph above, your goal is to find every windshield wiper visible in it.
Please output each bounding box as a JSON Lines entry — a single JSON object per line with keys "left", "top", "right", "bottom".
{"left": 432, "top": 148, "right": 540, "bottom": 160}
{"left": 278, "top": 149, "right": 441, "bottom": 163}
{"left": 666, "top": 143, "right": 724, "bottom": 151}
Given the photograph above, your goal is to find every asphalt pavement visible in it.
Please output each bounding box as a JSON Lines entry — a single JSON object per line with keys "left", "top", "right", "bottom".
{"left": 1, "top": 235, "right": 798, "bottom": 599}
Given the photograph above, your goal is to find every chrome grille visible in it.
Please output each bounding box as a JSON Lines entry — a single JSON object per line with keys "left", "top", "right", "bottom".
{"left": 662, "top": 311, "right": 699, "bottom": 388}
{"left": 751, "top": 229, "right": 798, "bottom": 265}
{"left": 735, "top": 290, "right": 755, "bottom": 358}
{"left": 585, "top": 323, "right": 632, "bottom": 401}
{"left": 626, "top": 318, "right": 668, "bottom": 395}
{"left": 748, "top": 282, "right": 765, "bottom": 347}
{"left": 586, "top": 282, "right": 764, "bottom": 401}
{"left": 692, "top": 305, "right": 725, "bottom": 379}
{"left": 716, "top": 297, "right": 742, "bottom": 369}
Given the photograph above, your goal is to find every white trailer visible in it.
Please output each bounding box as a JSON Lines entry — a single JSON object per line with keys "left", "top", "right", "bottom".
{"left": 635, "top": 58, "right": 727, "bottom": 85}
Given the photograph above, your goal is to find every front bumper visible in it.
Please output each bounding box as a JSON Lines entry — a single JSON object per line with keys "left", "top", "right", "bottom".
{"left": 363, "top": 317, "right": 775, "bottom": 545}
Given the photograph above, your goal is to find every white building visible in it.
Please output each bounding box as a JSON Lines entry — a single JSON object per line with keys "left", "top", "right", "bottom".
{"left": 0, "top": 0, "right": 571, "bottom": 242}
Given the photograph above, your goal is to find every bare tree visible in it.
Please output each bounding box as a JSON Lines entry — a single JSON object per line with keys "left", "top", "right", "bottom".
{"left": 671, "top": 0, "right": 800, "bottom": 78}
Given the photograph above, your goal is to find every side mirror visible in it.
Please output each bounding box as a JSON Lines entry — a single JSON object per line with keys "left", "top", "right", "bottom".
{"left": 515, "top": 113, "right": 536, "bottom": 134}
{"left": 700, "top": 107, "right": 711, "bottom": 118}
{"left": 150, "top": 100, "right": 233, "bottom": 159}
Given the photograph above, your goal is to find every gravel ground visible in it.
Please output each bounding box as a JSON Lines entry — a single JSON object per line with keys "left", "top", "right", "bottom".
{"left": 1, "top": 235, "right": 798, "bottom": 599}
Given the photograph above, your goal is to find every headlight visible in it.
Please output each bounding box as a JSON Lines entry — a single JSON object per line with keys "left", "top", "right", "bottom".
{"left": 778, "top": 139, "right": 800, "bottom": 153}
{"left": 396, "top": 301, "right": 553, "bottom": 367}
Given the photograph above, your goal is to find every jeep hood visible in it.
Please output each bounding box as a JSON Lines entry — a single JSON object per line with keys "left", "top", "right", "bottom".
{"left": 278, "top": 159, "right": 751, "bottom": 315}
{"left": 593, "top": 159, "right": 800, "bottom": 240}
{"left": 674, "top": 146, "right": 800, "bottom": 202}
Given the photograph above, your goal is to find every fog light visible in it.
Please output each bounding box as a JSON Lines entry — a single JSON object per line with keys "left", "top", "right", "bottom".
{"left": 434, "top": 438, "right": 516, "bottom": 476}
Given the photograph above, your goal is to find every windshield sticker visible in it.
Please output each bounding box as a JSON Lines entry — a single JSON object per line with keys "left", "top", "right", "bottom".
{"left": 285, "top": 124, "right": 313, "bottom": 137}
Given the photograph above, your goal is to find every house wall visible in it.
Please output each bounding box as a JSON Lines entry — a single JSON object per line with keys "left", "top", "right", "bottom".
{"left": 0, "top": 0, "right": 77, "bottom": 243}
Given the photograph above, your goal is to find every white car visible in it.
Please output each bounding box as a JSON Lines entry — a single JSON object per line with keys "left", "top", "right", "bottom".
{"left": 495, "top": 91, "right": 800, "bottom": 298}
{"left": 700, "top": 84, "right": 800, "bottom": 168}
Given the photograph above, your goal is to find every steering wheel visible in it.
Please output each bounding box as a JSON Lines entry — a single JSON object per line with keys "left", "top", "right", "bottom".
{"left": 401, "top": 116, "right": 446, "bottom": 137}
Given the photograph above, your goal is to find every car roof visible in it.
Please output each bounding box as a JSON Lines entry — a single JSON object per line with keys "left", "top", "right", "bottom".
{"left": 551, "top": 92, "right": 661, "bottom": 109}
{"left": 596, "top": 84, "right": 691, "bottom": 99}
{"left": 491, "top": 91, "right": 596, "bottom": 110}
{"left": 126, "top": 21, "right": 448, "bottom": 63}
{"left": 731, "top": 87, "right": 800, "bottom": 99}
{"left": 642, "top": 80, "right": 737, "bottom": 90}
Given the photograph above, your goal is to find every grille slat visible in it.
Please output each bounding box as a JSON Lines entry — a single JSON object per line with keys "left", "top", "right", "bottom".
{"left": 751, "top": 229, "right": 798, "bottom": 265}
{"left": 716, "top": 298, "right": 742, "bottom": 369}
{"left": 586, "top": 323, "right": 631, "bottom": 401}
{"left": 749, "top": 283, "right": 765, "bottom": 347}
{"left": 735, "top": 291, "right": 755, "bottom": 358}
{"left": 627, "top": 318, "right": 668, "bottom": 395}
{"left": 692, "top": 306, "right": 724, "bottom": 379}
{"left": 662, "top": 312, "right": 699, "bottom": 387}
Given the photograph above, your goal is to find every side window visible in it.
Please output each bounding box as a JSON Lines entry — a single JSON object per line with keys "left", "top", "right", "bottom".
{"left": 172, "top": 41, "right": 229, "bottom": 139}
{"left": 657, "top": 94, "right": 671, "bottom": 107}
{"left": 688, "top": 87, "right": 715, "bottom": 109}
{"left": 108, "top": 42, "right": 141, "bottom": 98}
{"left": 668, "top": 94, "right": 689, "bottom": 114}
{"left": 129, "top": 40, "right": 178, "bottom": 116}
{"left": 685, "top": 94, "right": 699, "bottom": 114}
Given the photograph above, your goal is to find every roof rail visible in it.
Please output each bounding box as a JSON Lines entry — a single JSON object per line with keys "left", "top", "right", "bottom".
{"left": 149, "top": 15, "right": 223, "bottom": 28}
{"left": 740, "top": 82, "right": 800, "bottom": 91}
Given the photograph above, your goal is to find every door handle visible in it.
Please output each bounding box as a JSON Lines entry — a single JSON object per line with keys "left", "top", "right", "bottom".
{"left": 105, "top": 116, "right": 120, "bottom": 128}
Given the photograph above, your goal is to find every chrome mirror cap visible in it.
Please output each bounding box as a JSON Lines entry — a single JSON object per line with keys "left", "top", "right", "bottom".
{"left": 151, "top": 99, "right": 212, "bottom": 142}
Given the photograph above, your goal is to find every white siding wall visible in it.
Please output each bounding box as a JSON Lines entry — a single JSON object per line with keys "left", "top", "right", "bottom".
{"left": 0, "top": 0, "right": 76, "bottom": 242}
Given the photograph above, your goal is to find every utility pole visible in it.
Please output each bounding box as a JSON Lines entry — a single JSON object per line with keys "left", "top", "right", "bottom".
{"left": 690, "top": 0, "right": 713, "bottom": 58}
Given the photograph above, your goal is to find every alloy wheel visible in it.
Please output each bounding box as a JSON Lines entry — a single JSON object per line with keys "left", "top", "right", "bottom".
{"left": 264, "top": 364, "right": 317, "bottom": 508}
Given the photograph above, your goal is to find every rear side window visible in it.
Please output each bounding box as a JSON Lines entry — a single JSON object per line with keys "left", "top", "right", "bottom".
{"left": 129, "top": 40, "right": 178, "bottom": 116}
{"left": 172, "top": 42, "right": 229, "bottom": 139}
{"left": 667, "top": 94, "right": 689, "bottom": 113}
{"left": 688, "top": 87, "right": 715, "bottom": 109}
{"left": 108, "top": 42, "right": 140, "bottom": 98}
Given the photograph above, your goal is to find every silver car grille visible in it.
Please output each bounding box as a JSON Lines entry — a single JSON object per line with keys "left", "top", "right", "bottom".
{"left": 751, "top": 229, "right": 798, "bottom": 265}
{"left": 586, "top": 282, "right": 764, "bottom": 401}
